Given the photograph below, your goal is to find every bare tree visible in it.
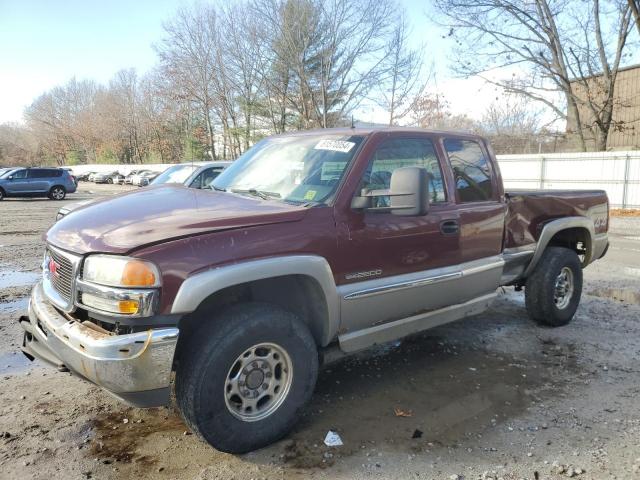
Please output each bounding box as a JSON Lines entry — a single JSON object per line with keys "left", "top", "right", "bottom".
{"left": 630, "top": 0, "right": 640, "bottom": 34}
{"left": 220, "top": 3, "right": 266, "bottom": 151}
{"left": 255, "top": 0, "right": 397, "bottom": 128}
{"left": 434, "top": 0, "right": 635, "bottom": 151}
{"left": 376, "top": 14, "right": 428, "bottom": 126}
{"left": 156, "top": 6, "right": 222, "bottom": 159}
{"left": 479, "top": 92, "right": 549, "bottom": 153}
{"left": 25, "top": 77, "right": 100, "bottom": 165}
{"left": 407, "top": 92, "right": 477, "bottom": 131}
{"left": 105, "top": 69, "right": 147, "bottom": 163}
{"left": 0, "top": 123, "right": 39, "bottom": 166}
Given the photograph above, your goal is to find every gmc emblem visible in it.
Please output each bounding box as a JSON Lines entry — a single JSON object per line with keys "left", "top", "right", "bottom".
{"left": 48, "top": 257, "right": 60, "bottom": 278}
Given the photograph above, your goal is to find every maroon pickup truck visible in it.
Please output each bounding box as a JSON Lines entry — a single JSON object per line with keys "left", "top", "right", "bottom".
{"left": 20, "top": 128, "right": 609, "bottom": 453}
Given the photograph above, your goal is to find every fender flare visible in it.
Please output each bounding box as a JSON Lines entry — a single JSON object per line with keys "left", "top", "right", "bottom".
{"left": 170, "top": 255, "right": 340, "bottom": 346}
{"left": 522, "top": 216, "right": 595, "bottom": 278}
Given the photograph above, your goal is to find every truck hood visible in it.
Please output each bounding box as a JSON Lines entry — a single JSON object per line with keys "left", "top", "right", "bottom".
{"left": 46, "top": 185, "right": 307, "bottom": 254}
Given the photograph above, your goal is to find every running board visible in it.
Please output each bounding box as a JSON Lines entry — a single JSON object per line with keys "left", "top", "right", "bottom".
{"left": 338, "top": 292, "right": 497, "bottom": 353}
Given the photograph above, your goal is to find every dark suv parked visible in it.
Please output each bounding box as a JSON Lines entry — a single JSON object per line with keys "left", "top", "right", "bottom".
{"left": 0, "top": 167, "right": 77, "bottom": 201}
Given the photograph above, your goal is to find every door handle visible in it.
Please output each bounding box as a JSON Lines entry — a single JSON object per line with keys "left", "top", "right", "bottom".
{"left": 440, "top": 220, "right": 459, "bottom": 235}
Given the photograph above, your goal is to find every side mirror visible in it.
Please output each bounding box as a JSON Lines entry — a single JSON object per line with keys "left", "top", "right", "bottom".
{"left": 389, "top": 167, "right": 429, "bottom": 216}
{"left": 7, "top": 176, "right": 13, "bottom": 181}
{"left": 351, "top": 166, "right": 429, "bottom": 216}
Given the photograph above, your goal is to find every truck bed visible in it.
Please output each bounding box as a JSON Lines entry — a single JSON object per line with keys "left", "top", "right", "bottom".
{"left": 504, "top": 189, "right": 609, "bottom": 249}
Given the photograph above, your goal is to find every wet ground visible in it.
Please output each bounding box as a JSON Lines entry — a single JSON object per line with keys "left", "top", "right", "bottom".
{"left": 0, "top": 185, "right": 639, "bottom": 479}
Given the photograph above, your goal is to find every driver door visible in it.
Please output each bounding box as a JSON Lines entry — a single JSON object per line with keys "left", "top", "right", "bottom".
{"left": 335, "top": 136, "right": 461, "bottom": 333}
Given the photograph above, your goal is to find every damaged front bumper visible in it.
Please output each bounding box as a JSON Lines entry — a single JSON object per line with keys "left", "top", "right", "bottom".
{"left": 19, "top": 281, "right": 179, "bottom": 407}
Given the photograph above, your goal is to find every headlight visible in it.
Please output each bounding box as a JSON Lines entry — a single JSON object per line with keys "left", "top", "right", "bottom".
{"left": 82, "top": 255, "right": 160, "bottom": 288}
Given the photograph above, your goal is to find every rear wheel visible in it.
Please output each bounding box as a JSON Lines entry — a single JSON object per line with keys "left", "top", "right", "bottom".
{"left": 107, "top": 178, "right": 113, "bottom": 184}
{"left": 175, "top": 302, "right": 318, "bottom": 453}
{"left": 525, "top": 246, "right": 583, "bottom": 327}
{"left": 48, "top": 186, "right": 66, "bottom": 200}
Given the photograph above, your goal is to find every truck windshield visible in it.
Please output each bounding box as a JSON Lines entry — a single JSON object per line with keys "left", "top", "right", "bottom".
{"left": 212, "top": 134, "right": 364, "bottom": 204}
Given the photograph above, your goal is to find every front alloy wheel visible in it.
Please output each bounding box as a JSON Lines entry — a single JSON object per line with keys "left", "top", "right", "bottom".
{"left": 49, "top": 186, "right": 66, "bottom": 200}
{"left": 224, "top": 342, "right": 293, "bottom": 421}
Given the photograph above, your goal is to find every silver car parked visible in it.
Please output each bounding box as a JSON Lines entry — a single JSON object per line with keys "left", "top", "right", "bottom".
{"left": 56, "top": 161, "right": 232, "bottom": 220}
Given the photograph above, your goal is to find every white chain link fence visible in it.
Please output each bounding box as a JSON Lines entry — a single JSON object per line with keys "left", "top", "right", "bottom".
{"left": 497, "top": 151, "right": 640, "bottom": 209}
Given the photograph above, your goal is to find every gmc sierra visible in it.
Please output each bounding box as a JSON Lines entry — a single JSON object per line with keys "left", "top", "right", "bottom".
{"left": 19, "top": 127, "right": 608, "bottom": 453}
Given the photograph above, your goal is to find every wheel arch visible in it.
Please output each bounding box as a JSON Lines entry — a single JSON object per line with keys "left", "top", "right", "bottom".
{"left": 523, "top": 217, "right": 595, "bottom": 278}
{"left": 172, "top": 256, "right": 340, "bottom": 347}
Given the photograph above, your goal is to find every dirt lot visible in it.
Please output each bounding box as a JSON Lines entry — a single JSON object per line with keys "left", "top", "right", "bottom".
{"left": 1, "top": 184, "right": 639, "bottom": 480}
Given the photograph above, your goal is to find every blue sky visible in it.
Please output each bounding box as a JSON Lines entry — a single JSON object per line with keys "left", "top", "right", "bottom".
{"left": 0, "top": 0, "right": 483, "bottom": 124}
{"left": 0, "top": 0, "right": 187, "bottom": 123}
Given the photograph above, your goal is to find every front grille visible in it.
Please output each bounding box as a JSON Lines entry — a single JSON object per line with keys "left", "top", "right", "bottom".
{"left": 48, "top": 247, "right": 74, "bottom": 302}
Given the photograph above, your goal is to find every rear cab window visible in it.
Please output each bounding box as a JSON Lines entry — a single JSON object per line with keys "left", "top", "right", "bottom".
{"left": 443, "top": 138, "right": 494, "bottom": 203}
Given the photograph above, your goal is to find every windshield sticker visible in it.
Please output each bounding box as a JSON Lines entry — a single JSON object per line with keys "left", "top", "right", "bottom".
{"left": 314, "top": 139, "right": 356, "bottom": 153}
{"left": 321, "top": 161, "right": 345, "bottom": 181}
{"left": 304, "top": 190, "right": 317, "bottom": 200}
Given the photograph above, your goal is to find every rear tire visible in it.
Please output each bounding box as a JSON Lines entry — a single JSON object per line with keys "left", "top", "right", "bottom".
{"left": 525, "top": 246, "right": 583, "bottom": 327}
{"left": 107, "top": 178, "right": 113, "bottom": 184}
{"left": 48, "top": 186, "right": 66, "bottom": 200}
{"left": 175, "top": 302, "right": 318, "bottom": 453}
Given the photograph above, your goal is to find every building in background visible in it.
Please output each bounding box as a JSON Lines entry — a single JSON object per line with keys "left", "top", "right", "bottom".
{"left": 567, "top": 63, "right": 640, "bottom": 151}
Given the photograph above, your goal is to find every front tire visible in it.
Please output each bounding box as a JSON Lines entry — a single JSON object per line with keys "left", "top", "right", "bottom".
{"left": 107, "top": 178, "right": 113, "bottom": 184}
{"left": 525, "top": 246, "right": 583, "bottom": 327}
{"left": 175, "top": 302, "right": 319, "bottom": 453}
{"left": 0, "top": 188, "right": 4, "bottom": 201}
{"left": 48, "top": 186, "right": 66, "bottom": 200}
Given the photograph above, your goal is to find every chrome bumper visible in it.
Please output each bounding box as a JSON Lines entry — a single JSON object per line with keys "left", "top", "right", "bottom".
{"left": 20, "top": 282, "right": 179, "bottom": 407}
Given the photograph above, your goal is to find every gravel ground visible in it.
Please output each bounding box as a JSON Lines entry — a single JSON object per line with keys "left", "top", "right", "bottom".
{"left": 0, "top": 184, "right": 639, "bottom": 480}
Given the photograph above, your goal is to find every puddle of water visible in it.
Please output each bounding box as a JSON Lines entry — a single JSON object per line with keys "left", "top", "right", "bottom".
{"left": 0, "top": 351, "right": 34, "bottom": 375}
{"left": 0, "top": 297, "right": 28, "bottom": 314}
{"left": 0, "top": 269, "right": 40, "bottom": 289}
{"left": 588, "top": 287, "right": 640, "bottom": 304}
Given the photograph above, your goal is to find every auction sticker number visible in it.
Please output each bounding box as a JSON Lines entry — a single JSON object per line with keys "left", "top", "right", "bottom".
{"left": 314, "top": 139, "right": 356, "bottom": 153}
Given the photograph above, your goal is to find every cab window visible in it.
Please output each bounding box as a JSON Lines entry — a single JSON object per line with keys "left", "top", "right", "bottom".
{"left": 443, "top": 139, "right": 493, "bottom": 202}
{"left": 360, "top": 138, "right": 446, "bottom": 207}
{"left": 11, "top": 169, "right": 28, "bottom": 179}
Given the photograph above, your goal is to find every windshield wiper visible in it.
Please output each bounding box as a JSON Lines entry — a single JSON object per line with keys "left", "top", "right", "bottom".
{"left": 231, "top": 188, "right": 281, "bottom": 200}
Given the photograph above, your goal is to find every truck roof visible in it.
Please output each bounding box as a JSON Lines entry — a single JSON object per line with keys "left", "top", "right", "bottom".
{"left": 277, "top": 126, "right": 482, "bottom": 138}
